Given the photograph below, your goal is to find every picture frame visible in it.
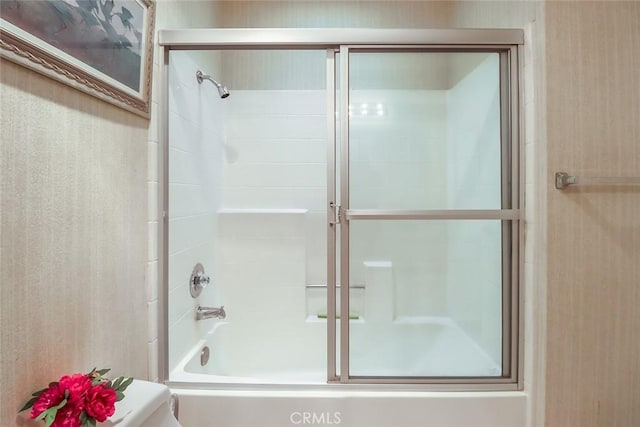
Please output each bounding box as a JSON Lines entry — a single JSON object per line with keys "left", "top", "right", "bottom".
{"left": 1, "top": 0, "right": 155, "bottom": 118}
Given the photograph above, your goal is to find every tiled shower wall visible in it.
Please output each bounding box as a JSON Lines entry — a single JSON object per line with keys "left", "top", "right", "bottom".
{"left": 217, "top": 90, "right": 326, "bottom": 337}
{"left": 445, "top": 54, "right": 502, "bottom": 363}
{"left": 165, "top": 51, "right": 225, "bottom": 373}
{"left": 348, "top": 89, "right": 449, "bottom": 317}
{"left": 217, "top": 57, "right": 501, "bottom": 340}
{"left": 147, "top": 1, "right": 221, "bottom": 379}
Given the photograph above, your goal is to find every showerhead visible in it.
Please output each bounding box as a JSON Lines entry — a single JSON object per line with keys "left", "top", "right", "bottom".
{"left": 217, "top": 85, "right": 230, "bottom": 99}
{"left": 196, "top": 70, "right": 230, "bottom": 99}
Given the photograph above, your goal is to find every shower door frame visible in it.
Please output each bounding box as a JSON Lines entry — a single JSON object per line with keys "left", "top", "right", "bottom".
{"left": 157, "top": 28, "right": 524, "bottom": 390}
{"left": 331, "top": 45, "right": 520, "bottom": 387}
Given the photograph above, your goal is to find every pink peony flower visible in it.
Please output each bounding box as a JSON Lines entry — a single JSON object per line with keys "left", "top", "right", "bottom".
{"left": 29, "top": 381, "right": 83, "bottom": 427}
{"left": 84, "top": 384, "right": 117, "bottom": 422}
{"left": 23, "top": 369, "right": 129, "bottom": 427}
{"left": 52, "top": 403, "right": 82, "bottom": 427}
{"left": 58, "top": 374, "right": 92, "bottom": 405}
{"left": 30, "top": 383, "right": 64, "bottom": 419}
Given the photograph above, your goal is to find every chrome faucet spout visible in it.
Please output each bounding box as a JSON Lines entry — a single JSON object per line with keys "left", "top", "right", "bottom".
{"left": 196, "top": 306, "right": 226, "bottom": 320}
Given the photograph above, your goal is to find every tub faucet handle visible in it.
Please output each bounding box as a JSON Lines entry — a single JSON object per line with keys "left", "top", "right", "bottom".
{"left": 195, "top": 271, "right": 210, "bottom": 287}
{"left": 190, "top": 263, "right": 211, "bottom": 298}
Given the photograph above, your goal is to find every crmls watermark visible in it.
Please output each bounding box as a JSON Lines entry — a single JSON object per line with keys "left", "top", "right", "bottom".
{"left": 289, "top": 411, "right": 342, "bottom": 425}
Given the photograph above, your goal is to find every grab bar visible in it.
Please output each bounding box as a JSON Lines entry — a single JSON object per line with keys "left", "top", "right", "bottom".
{"left": 555, "top": 172, "right": 640, "bottom": 190}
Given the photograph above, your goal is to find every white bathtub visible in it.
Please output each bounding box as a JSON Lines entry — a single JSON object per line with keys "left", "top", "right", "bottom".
{"left": 172, "top": 388, "right": 526, "bottom": 427}
{"left": 170, "top": 321, "right": 526, "bottom": 427}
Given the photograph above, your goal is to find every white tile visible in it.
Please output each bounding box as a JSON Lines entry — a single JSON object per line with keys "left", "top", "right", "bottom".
{"left": 169, "top": 214, "right": 215, "bottom": 255}
{"left": 228, "top": 90, "right": 326, "bottom": 116}
{"left": 524, "top": 101, "right": 536, "bottom": 145}
{"left": 216, "top": 261, "right": 305, "bottom": 291}
{"left": 224, "top": 163, "right": 326, "bottom": 188}
{"left": 525, "top": 184, "right": 536, "bottom": 225}
{"left": 147, "top": 339, "right": 159, "bottom": 382}
{"left": 222, "top": 187, "right": 326, "bottom": 211}
{"left": 148, "top": 221, "right": 158, "bottom": 262}
{"left": 524, "top": 68, "right": 535, "bottom": 109}
{"left": 149, "top": 101, "right": 160, "bottom": 143}
{"left": 147, "top": 300, "right": 158, "bottom": 342}
{"left": 216, "top": 236, "right": 306, "bottom": 266}
{"left": 227, "top": 140, "right": 327, "bottom": 164}
{"left": 148, "top": 141, "right": 158, "bottom": 182}
{"left": 168, "top": 281, "right": 197, "bottom": 326}
{"left": 227, "top": 115, "right": 326, "bottom": 140}
{"left": 168, "top": 312, "right": 205, "bottom": 372}
{"left": 168, "top": 242, "right": 214, "bottom": 292}
{"left": 169, "top": 148, "right": 199, "bottom": 185}
{"left": 169, "top": 184, "right": 208, "bottom": 218}
{"left": 148, "top": 182, "right": 158, "bottom": 222}
{"left": 217, "top": 210, "right": 307, "bottom": 239}
{"left": 147, "top": 261, "right": 159, "bottom": 302}
{"left": 151, "top": 60, "right": 161, "bottom": 103}
{"left": 168, "top": 111, "right": 197, "bottom": 152}
{"left": 525, "top": 143, "right": 536, "bottom": 184}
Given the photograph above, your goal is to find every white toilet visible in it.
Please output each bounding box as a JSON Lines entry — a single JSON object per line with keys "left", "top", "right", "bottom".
{"left": 102, "top": 379, "right": 182, "bottom": 427}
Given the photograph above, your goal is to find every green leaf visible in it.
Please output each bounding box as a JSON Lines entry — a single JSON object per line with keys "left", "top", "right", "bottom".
{"left": 35, "top": 397, "right": 67, "bottom": 427}
{"left": 55, "top": 399, "right": 68, "bottom": 410}
{"left": 32, "top": 387, "right": 48, "bottom": 397}
{"left": 88, "top": 417, "right": 97, "bottom": 426}
{"left": 44, "top": 412, "right": 55, "bottom": 427}
{"left": 115, "top": 391, "right": 125, "bottom": 402}
{"left": 111, "top": 377, "right": 123, "bottom": 389}
{"left": 18, "top": 396, "right": 39, "bottom": 412}
{"left": 80, "top": 411, "right": 94, "bottom": 427}
{"left": 95, "top": 368, "right": 111, "bottom": 376}
{"left": 118, "top": 377, "right": 134, "bottom": 392}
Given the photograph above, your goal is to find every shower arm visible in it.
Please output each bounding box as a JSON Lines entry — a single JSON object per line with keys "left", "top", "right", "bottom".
{"left": 196, "top": 70, "right": 230, "bottom": 98}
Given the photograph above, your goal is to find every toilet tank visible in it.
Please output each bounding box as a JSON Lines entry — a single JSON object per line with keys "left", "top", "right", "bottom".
{"left": 101, "top": 380, "right": 180, "bottom": 427}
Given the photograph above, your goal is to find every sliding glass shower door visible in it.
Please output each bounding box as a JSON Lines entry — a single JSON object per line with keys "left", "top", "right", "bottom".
{"left": 328, "top": 47, "right": 520, "bottom": 383}
{"left": 160, "top": 29, "right": 522, "bottom": 387}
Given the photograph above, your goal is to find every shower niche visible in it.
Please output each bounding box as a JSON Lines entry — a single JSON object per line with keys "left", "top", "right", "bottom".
{"left": 163, "top": 31, "right": 521, "bottom": 387}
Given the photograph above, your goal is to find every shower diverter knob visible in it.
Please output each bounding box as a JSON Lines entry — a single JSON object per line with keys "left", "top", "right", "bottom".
{"left": 190, "top": 263, "right": 210, "bottom": 298}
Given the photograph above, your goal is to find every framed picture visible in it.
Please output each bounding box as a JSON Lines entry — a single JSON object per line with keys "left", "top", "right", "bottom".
{"left": 1, "top": 0, "right": 155, "bottom": 118}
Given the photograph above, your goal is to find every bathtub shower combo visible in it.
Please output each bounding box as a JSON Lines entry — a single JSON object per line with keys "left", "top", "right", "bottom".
{"left": 160, "top": 29, "right": 525, "bottom": 426}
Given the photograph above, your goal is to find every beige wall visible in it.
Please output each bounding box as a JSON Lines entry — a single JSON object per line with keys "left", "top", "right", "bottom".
{"left": 544, "top": 2, "right": 640, "bottom": 426}
{"left": 0, "top": 61, "right": 149, "bottom": 426}
{"left": 217, "top": 0, "right": 452, "bottom": 28}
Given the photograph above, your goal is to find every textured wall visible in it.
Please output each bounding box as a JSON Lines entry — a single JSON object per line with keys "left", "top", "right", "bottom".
{"left": 544, "top": 2, "right": 640, "bottom": 426}
{"left": 217, "top": 0, "right": 452, "bottom": 28}
{"left": 0, "top": 60, "right": 148, "bottom": 426}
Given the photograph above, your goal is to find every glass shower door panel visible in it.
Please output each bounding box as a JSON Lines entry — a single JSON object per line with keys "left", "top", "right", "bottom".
{"left": 348, "top": 220, "right": 503, "bottom": 377}
{"left": 346, "top": 50, "right": 506, "bottom": 378}
{"left": 348, "top": 51, "right": 502, "bottom": 211}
